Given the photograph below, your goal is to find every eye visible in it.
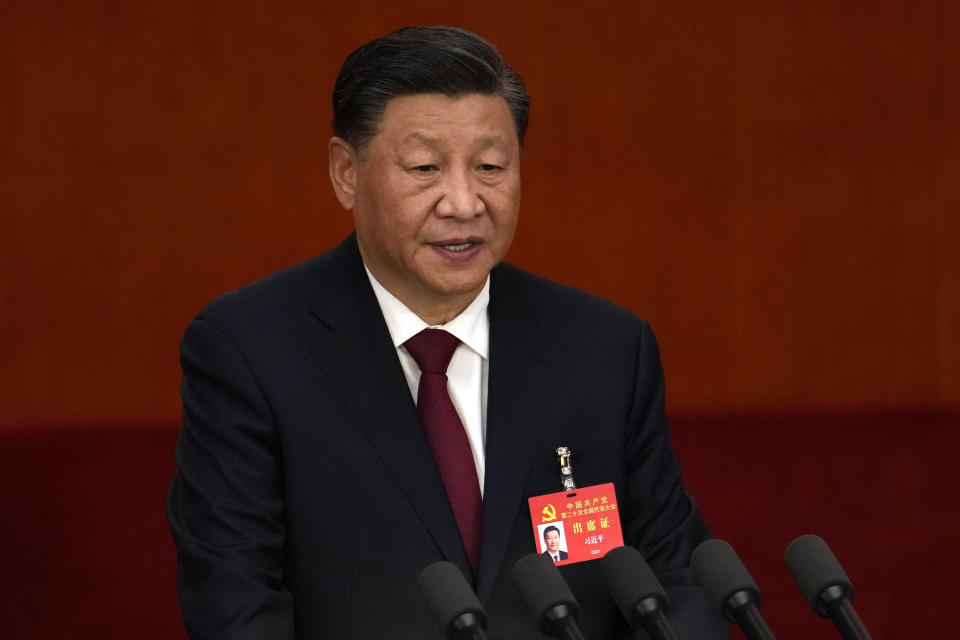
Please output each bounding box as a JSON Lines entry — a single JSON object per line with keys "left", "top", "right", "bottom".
{"left": 478, "top": 164, "right": 502, "bottom": 172}
{"left": 412, "top": 165, "right": 437, "bottom": 173}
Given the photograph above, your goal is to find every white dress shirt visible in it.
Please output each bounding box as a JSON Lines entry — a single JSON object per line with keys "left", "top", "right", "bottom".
{"left": 364, "top": 267, "right": 489, "bottom": 495}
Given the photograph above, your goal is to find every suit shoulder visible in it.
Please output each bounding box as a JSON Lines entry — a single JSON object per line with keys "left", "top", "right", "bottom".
{"left": 493, "top": 262, "right": 652, "bottom": 334}
{"left": 190, "top": 236, "right": 360, "bottom": 335}
{"left": 194, "top": 256, "right": 320, "bottom": 325}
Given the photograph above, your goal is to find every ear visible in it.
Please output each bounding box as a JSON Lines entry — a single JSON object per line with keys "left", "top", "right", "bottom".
{"left": 328, "top": 136, "right": 359, "bottom": 210}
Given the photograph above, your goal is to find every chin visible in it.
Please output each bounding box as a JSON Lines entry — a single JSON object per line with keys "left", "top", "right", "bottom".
{"left": 434, "top": 273, "right": 488, "bottom": 297}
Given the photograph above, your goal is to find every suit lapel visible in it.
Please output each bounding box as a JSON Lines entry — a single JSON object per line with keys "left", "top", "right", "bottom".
{"left": 476, "top": 265, "right": 562, "bottom": 600}
{"left": 307, "top": 236, "right": 472, "bottom": 575}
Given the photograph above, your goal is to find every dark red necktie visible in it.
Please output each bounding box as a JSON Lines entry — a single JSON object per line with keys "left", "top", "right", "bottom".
{"left": 405, "top": 328, "right": 483, "bottom": 570}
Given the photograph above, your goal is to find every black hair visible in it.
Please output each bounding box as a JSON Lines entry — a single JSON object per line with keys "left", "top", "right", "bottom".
{"left": 332, "top": 25, "right": 530, "bottom": 151}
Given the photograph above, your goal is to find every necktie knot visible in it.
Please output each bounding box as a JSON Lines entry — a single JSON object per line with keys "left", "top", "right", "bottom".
{"left": 405, "top": 329, "right": 460, "bottom": 374}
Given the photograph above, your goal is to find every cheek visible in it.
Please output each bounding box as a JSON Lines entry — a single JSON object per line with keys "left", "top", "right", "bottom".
{"left": 487, "top": 180, "right": 521, "bottom": 221}
{"left": 359, "top": 191, "right": 417, "bottom": 235}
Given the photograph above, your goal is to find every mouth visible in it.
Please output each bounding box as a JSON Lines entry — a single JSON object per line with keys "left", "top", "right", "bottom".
{"left": 430, "top": 238, "right": 483, "bottom": 253}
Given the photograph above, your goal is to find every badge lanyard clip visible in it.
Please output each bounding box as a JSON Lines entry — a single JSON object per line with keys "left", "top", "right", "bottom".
{"left": 556, "top": 446, "right": 576, "bottom": 491}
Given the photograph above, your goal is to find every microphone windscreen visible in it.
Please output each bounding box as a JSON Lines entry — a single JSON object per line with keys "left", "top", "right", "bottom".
{"left": 690, "top": 539, "right": 762, "bottom": 614}
{"left": 600, "top": 546, "right": 669, "bottom": 624}
{"left": 510, "top": 553, "right": 581, "bottom": 629}
{"left": 784, "top": 534, "right": 854, "bottom": 616}
{"left": 417, "top": 561, "right": 488, "bottom": 635}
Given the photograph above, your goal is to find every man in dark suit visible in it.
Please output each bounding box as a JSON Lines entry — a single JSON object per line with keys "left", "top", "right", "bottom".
{"left": 167, "top": 26, "right": 728, "bottom": 639}
{"left": 542, "top": 525, "right": 569, "bottom": 562}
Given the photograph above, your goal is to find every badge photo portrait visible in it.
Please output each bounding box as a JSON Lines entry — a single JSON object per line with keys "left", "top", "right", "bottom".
{"left": 538, "top": 522, "right": 569, "bottom": 563}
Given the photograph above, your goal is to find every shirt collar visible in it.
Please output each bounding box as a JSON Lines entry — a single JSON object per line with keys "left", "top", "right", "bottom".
{"left": 364, "top": 266, "right": 490, "bottom": 359}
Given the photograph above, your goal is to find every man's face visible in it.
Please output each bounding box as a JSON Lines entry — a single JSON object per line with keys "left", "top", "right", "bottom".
{"left": 338, "top": 93, "right": 521, "bottom": 322}
{"left": 545, "top": 530, "right": 561, "bottom": 553}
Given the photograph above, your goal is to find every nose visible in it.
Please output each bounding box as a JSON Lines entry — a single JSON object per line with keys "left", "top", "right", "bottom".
{"left": 435, "top": 168, "right": 484, "bottom": 218}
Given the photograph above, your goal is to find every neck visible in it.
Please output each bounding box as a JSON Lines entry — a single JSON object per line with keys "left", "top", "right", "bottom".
{"left": 360, "top": 256, "right": 484, "bottom": 326}
{"left": 413, "top": 299, "right": 472, "bottom": 326}
{"left": 379, "top": 280, "right": 476, "bottom": 326}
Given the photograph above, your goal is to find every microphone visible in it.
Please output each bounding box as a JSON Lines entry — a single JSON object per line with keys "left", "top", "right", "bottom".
{"left": 599, "top": 546, "right": 681, "bottom": 640}
{"left": 510, "top": 553, "right": 589, "bottom": 640}
{"left": 417, "top": 561, "right": 490, "bottom": 640}
{"left": 690, "top": 539, "right": 778, "bottom": 640}
{"left": 784, "top": 534, "right": 874, "bottom": 640}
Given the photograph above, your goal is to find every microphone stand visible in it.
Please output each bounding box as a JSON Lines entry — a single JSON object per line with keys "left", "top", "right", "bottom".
{"left": 544, "top": 604, "right": 588, "bottom": 640}
{"left": 820, "top": 585, "right": 873, "bottom": 640}
{"left": 633, "top": 597, "right": 681, "bottom": 640}
{"left": 726, "top": 591, "right": 777, "bottom": 640}
{"left": 450, "top": 612, "right": 489, "bottom": 640}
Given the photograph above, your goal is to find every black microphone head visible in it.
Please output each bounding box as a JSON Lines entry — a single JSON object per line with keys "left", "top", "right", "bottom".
{"left": 600, "top": 546, "right": 670, "bottom": 627}
{"left": 690, "top": 539, "right": 762, "bottom": 619}
{"left": 510, "top": 553, "right": 581, "bottom": 632}
{"left": 417, "top": 561, "right": 488, "bottom": 637}
{"left": 784, "top": 534, "right": 854, "bottom": 617}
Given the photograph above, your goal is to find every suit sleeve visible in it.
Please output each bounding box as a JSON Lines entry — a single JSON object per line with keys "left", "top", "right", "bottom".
{"left": 622, "top": 321, "right": 729, "bottom": 639}
{"left": 167, "top": 317, "right": 294, "bottom": 640}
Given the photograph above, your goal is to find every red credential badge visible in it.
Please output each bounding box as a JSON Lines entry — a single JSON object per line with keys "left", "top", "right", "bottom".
{"left": 527, "top": 482, "right": 624, "bottom": 565}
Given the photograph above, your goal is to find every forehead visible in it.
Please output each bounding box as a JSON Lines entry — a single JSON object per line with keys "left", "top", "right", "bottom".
{"left": 372, "top": 93, "right": 518, "bottom": 149}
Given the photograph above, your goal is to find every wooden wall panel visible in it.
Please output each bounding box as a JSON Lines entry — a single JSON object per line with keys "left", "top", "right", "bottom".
{"left": 935, "top": 0, "right": 960, "bottom": 406}
{"left": 2, "top": 1, "right": 957, "bottom": 422}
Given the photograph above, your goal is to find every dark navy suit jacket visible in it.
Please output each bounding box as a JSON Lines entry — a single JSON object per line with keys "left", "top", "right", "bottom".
{"left": 167, "top": 234, "right": 728, "bottom": 639}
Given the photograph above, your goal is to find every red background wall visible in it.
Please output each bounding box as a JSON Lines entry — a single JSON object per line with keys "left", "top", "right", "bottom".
{"left": 3, "top": 1, "right": 957, "bottom": 422}
{"left": 2, "top": 1, "right": 958, "bottom": 638}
